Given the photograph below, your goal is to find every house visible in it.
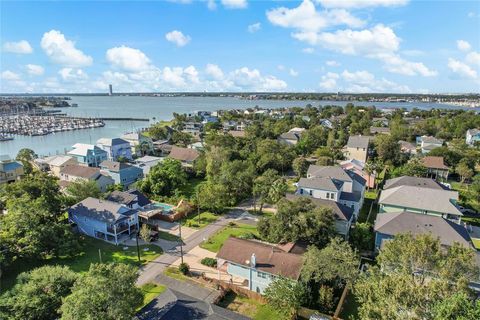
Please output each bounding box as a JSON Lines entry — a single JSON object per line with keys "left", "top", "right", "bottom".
{"left": 416, "top": 135, "right": 444, "bottom": 154}
{"left": 188, "top": 141, "right": 205, "bottom": 151}
{"left": 59, "top": 164, "right": 115, "bottom": 192}
{"left": 96, "top": 137, "right": 133, "bottom": 161}
{"left": 36, "top": 155, "right": 78, "bottom": 177}
{"left": 168, "top": 146, "right": 199, "bottom": 166}
{"left": 277, "top": 128, "right": 305, "bottom": 146}
{"left": 383, "top": 176, "right": 445, "bottom": 190}
{"left": 228, "top": 130, "right": 246, "bottom": 138}
{"left": 422, "top": 156, "right": 449, "bottom": 180}
{"left": 340, "top": 159, "right": 375, "bottom": 189}
{"left": 202, "top": 115, "right": 219, "bottom": 124}
{"left": 374, "top": 211, "right": 472, "bottom": 251}
{"left": 216, "top": 237, "right": 304, "bottom": 294}
{"left": 378, "top": 182, "right": 462, "bottom": 223}
{"left": 297, "top": 165, "right": 366, "bottom": 218}
{"left": 152, "top": 140, "right": 172, "bottom": 156}
{"left": 344, "top": 135, "right": 372, "bottom": 163}
{"left": 0, "top": 155, "right": 24, "bottom": 184}
{"left": 121, "top": 132, "right": 154, "bottom": 156}
{"left": 182, "top": 122, "right": 202, "bottom": 139}
{"left": 99, "top": 160, "right": 144, "bottom": 187}
{"left": 106, "top": 189, "right": 151, "bottom": 209}
{"left": 286, "top": 194, "right": 354, "bottom": 238}
{"left": 67, "top": 143, "right": 108, "bottom": 167}
{"left": 466, "top": 129, "right": 480, "bottom": 146}
{"left": 134, "top": 155, "right": 163, "bottom": 175}
{"left": 319, "top": 119, "right": 333, "bottom": 129}
{"left": 68, "top": 197, "right": 139, "bottom": 245}
{"left": 399, "top": 140, "right": 417, "bottom": 155}
{"left": 370, "top": 126, "right": 391, "bottom": 135}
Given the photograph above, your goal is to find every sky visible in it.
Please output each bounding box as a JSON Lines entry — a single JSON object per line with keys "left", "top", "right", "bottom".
{"left": 1, "top": 0, "right": 479, "bottom": 94}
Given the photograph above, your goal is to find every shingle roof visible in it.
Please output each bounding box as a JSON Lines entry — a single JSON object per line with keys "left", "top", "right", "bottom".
{"left": 60, "top": 165, "right": 99, "bottom": 179}
{"left": 100, "top": 160, "right": 132, "bottom": 172}
{"left": 379, "top": 185, "right": 461, "bottom": 216}
{"left": 384, "top": 176, "right": 445, "bottom": 190}
{"left": 279, "top": 132, "right": 301, "bottom": 141}
{"left": 421, "top": 136, "right": 444, "bottom": 145}
{"left": 216, "top": 237, "right": 304, "bottom": 280}
{"left": 307, "top": 165, "right": 353, "bottom": 182}
{"left": 286, "top": 194, "right": 353, "bottom": 221}
{"left": 298, "top": 177, "right": 343, "bottom": 191}
{"left": 422, "top": 156, "right": 449, "bottom": 170}
{"left": 97, "top": 137, "right": 130, "bottom": 146}
{"left": 347, "top": 135, "right": 372, "bottom": 149}
{"left": 370, "top": 127, "right": 391, "bottom": 134}
{"left": 106, "top": 191, "right": 137, "bottom": 205}
{"left": 44, "top": 155, "right": 75, "bottom": 167}
{"left": 339, "top": 192, "right": 362, "bottom": 202}
{"left": 374, "top": 212, "right": 471, "bottom": 247}
{"left": 168, "top": 146, "right": 199, "bottom": 162}
{"left": 68, "top": 197, "right": 135, "bottom": 223}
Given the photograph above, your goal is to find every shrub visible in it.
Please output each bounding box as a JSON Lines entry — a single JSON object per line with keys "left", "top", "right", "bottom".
{"left": 228, "top": 221, "right": 237, "bottom": 227}
{"left": 200, "top": 257, "right": 217, "bottom": 268}
{"left": 179, "top": 262, "right": 190, "bottom": 275}
{"left": 317, "top": 285, "right": 335, "bottom": 313}
{"left": 237, "top": 232, "right": 257, "bottom": 240}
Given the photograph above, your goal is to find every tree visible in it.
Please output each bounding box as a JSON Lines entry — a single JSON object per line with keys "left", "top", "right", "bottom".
{"left": 255, "top": 139, "right": 295, "bottom": 174}
{"left": 391, "top": 158, "right": 428, "bottom": 178}
{"left": 264, "top": 277, "right": 307, "bottom": 318}
{"left": 171, "top": 131, "right": 193, "bottom": 147}
{"left": 138, "top": 158, "right": 187, "bottom": 196}
{"left": 60, "top": 263, "right": 142, "bottom": 320}
{"left": 292, "top": 156, "right": 309, "bottom": 178}
{"left": 0, "top": 266, "right": 77, "bottom": 320}
{"left": 253, "top": 169, "right": 284, "bottom": 212}
{"left": 15, "top": 148, "right": 37, "bottom": 174}
{"left": 148, "top": 124, "right": 169, "bottom": 140}
{"left": 349, "top": 222, "right": 373, "bottom": 252}
{"left": 301, "top": 238, "right": 359, "bottom": 287}
{"left": 354, "top": 234, "right": 479, "bottom": 320}
{"left": 374, "top": 135, "right": 402, "bottom": 165}
{"left": 456, "top": 161, "right": 474, "bottom": 183}
{"left": 196, "top": 182, "right": 229, "bottom": 213}
{"left": 64, "top": 180, "right": 101, "bottom": 205}
{"left": 431, "top": 292, "right": 480, "bottom": 320}
{"left": 139, "top": 224, "right": 151, "bottom": 243}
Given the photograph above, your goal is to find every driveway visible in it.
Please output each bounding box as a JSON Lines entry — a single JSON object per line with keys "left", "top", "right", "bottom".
{"left": 137, "top": 209, "right": 244, "bottom": 285}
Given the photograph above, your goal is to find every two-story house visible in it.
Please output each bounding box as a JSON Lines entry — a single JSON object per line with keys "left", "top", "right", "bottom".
{"left": 421, "top": 156, "right": 450, "bottom": 180}
{"left": 344, "top": 135, "right": 372, "bottom": 163}
{"left": 121, "top": 132, "right": 154, "bottom": 156}
{"left": 96, "top": 137, "right": 133, "bottom": 161}
{"left": 106, "top": 189, "right": 151, "bottom": 209}
{"left": 59, "top": 164, "right": 115, "bottom": 192}
{"left": 67, "top": 143, "right": 108, "bottom": 167}
{"left": 297, "top": 165, "right": 366, "bottom": 218}
{"left": 99, "top": 160, "right": 144, "bottom": 188}
{"left": 168, "top": 146, "right": 200, "bottom": 167}
{"left": 68, "top": 197, "right": 139, "bottom": 245}
{"left": 35, "top": 155, "right": 77, "bottom": 177}
{"left": 0, "top": 155, "right": 24, "bottom": 184}
{"left": 466, "top": 129, "right": 480, "bottom": 146}
{"left": 416, "top": 135, "right": 444, "bottom": 154}
{"left": 277, "top": 128, "right": 305, "bottom": 146}
{"left": 340, "top": 159, "right": 375, "bottom": 189}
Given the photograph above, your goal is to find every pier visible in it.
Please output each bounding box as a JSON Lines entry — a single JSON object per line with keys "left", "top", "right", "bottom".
{"left": 98, "top": 117, "right": 150, "bottom": 121}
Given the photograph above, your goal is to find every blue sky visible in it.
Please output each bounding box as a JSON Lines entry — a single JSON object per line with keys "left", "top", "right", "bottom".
{"left": 1, "top": 0, "right": 479, "bottom": 93}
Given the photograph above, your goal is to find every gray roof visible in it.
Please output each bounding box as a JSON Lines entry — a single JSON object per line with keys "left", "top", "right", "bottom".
{"left": 279, "top": 132, "right": 301, "bottom": 141}
{"left": 286, "top": 194, "right": 353, "bottom": 221}
{"left": 467, "top": 129, "right": 480, "bottom": 135}
{"left": 384, "top": 176, "right": 445, "bottom": 190}
{"left": 298, "top": 177, "right": 343, "bottom": 191}
{"left": 68, "top": 197, "right": 135, "bottom": 223}
{"left": 100, "top": 160, "right": 133, "bottom": 172}
{"left": 347, "top": 135, "right": 372, "bottom": 149}
{"left": 106, "top": 191, "right": 137, "bottom": 205}
{"left": 374, "top": 212, "right": 471, "bottom": 247}
{"left": 60, "top": 165, "right": 99, "bottom": 179}
{"left": 379, "top": 186, "right": 461, "bottom": 216}
{"left": 307, "top": 165, "right": 353, "bottom": 182}
{"left": 97, "top": 137, "right": 130, "bottom": 146}
{"left": 339, "top": 192, "right": 362, "bottom": 202}
{"left": 421, "top": 136, "right": 444, "bottom": 145}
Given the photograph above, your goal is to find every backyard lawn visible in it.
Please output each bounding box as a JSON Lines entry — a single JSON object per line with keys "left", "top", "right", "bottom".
{"left": 2, "top": 236, "right": 162, "bottom": 291}
{"left": 138, "top": 283, "right": 167, "bottom": 310}
{"left": 200, "top": 223, "right": 258, "bottom": 253}
{"left": 217, "top": 291, "right": 285, "bottom": 320}
{"left": 181, "top": 211, "right": 219, "bottom": 229}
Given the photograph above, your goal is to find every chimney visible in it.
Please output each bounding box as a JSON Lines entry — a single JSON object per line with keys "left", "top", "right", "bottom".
{"left": 250, "top": 253, "right": 256, "bottom": 268}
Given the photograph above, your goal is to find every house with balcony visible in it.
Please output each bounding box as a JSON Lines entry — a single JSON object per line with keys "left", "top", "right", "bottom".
{"left": 422, "top": 156, "right": 450, "bottom": 180}
{"left": 297, "top": 165, "right": 366, "bottom": 218}
{"left": 99, "top": 160, "right": 143, "bottom": 188}
{"left": 466, "top": 129, "right": 480, "bottom": 146}
{"left": 378, "top": 177, "right": 463, "bottom": 223}
{"left": 416, "top": 135, "right": 444, "bottom": 154}
{"left": 121, "top": 132, "right": 154, "bottom": 156}
{"left": 96, "top": 137, "right": 133, "bottom": 161}
{"left": 216, "top": 237, "right": 304, "bottom": 294}
{"left": 59, "top": 164, "right": 115, "bottom": 192}
{"left": 67, "top": 143, "right": 108, "bottom": 167}
{"left": 68, "top": 197, "right": 139, "bottom": 245}
{"left": 0, "top": 155, "right": 24, "bottom": 185}
{"left": 106, "top": 189, "right": 151, "bottom": 209}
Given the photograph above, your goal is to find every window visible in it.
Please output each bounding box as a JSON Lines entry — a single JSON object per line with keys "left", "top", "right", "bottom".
{"left": 300, "top": 189, "right": 304, "bottom": 195}
{"left": 326, "top": 193, "right": 330, "bottom": 199}
{"left": 309, "top": 190, "right": 313, "bottom": 196}
{"left": 258, "top": 272, "right": 268, "bottom": 279}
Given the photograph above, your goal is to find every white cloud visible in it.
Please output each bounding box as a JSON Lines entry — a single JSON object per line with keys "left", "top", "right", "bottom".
{"left": 230, "top": 67, "right": 287, "bottom": 91}
{"left": 205, "top": 64, "right": 224, "bottom": 80}
{"left": 3, "top": 40, "right": 33, "bottom": 54}
{"left": 317, "top": 0, "right": 409, "bottom": 9}
{"left": 377, "top": 53, "right": 437, "bottom": 76}
{"left": 289, "top": 68, "right": 299, "bottom": 77}
{"left": 58, "top": 68, "right": 88, "bottom": 82}
{"left": 467, "top": 11, "right": 478, "bottom": 18}
{"left": 40, "top": 30, "right": 92, "bottom": 67}
{"left": 319, "top": 72, "right": 339, "bottom": 90}
{"left": 302, "top": 47, "right": 315, "bottom": 54}
{"left": 466, "top": 51, "right": 480, "bottom": 67}
{"left": 1, "top": 70, "right": 21, "bottom": 81}
{"left": 207, "top": 0, "right": 217, "bottom": 10}
{"left": 106, "top": 46, "right": 152, "bottom": 72}
{"left": 457, "top": 40, "right": 471, "bottom": 52}
{"left": 448, "top": 58, "right": 477, "bottom": 79}
{"left": 26, "top": 64, "right": 44, "bottom": 76}
{"left": 221, "top": 0, "right": 247, "bottom": 9}
{"left": 248, "top": 22, "right": 261, "bottom": 33}
{"left": 326, "top": 60, "right": 341, "bottom": 66}
{"left": 165, "top": 30, "right": 191, "bottom": 47}
{"left": 267, "top": 0, "right": 365, "bottom": 34}
{"left": 184, "top": 65, "right": 200, "bottom": 83}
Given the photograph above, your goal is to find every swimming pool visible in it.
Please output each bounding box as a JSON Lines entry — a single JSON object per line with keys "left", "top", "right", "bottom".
{"left": 151, "top": 203, "right": 175, "bottom": 212}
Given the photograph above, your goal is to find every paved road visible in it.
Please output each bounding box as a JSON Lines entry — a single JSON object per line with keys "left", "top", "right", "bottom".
{"left": 137, "top": 209, "right": 244, "bottom": 285}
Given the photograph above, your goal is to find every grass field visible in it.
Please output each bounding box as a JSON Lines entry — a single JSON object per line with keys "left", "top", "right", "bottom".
{"left": 157, "top": 230, "right": 181, "bottom": 242}
{"left": 217, "top": 291, "right": 286, "bottom": 320}
{"left": 2, "top": 236, "right": 162, "bottom": 291}
{"left": 163, "top": 266, "right": 190, "bottom": 281}
{"left": 200, "top": 223, "right": 258, "bottom": 253}
{"left": 138, "top": 283, "right": 167, "bottom": 310}
{"left": 181, "top": 211, "right": 219, "bottom": 229}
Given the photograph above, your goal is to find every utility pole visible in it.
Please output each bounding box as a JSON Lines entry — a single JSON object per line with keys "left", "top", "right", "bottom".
{"left": 179, "top": 223, "right": 184, "bottom": 264}
{"left": 197, "top": 190, "right": 201, "bottom": 225}
{"left": 135, "top": 232, "right": 141, "bottom": 263}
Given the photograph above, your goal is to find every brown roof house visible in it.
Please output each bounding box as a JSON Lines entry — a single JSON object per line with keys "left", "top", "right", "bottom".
{"left": 422, "top": 156, "right": 449, "bottom": 180}
{"left": 216, "top": 237, "right": 304, "bottom": 294}
{"left": 60, "top": 164, "right": 114, "bottom": 192}
{"left": 168, "top": 146, "right": 200, "bottom": 167}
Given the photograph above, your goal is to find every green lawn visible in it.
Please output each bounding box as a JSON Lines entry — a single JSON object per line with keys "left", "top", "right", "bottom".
{"left": 163, "top": 267, "right": 190, "bottom": 281}
{"left": 364, "top": 189, "right": 378, "bottom": 200}
{"left": 157, "top": 230, "right": 181, "bottom": 242}
{"left": 217, "top": 291, "right": 286, "bottom": 320}
{"left": 200, "top": 223, "right": 258, "bottom": 253}
{"left": 181, "top": 211, "right": 219, "bottom": 229}
{"left": 138, "top": 283, "right": 167, "bottom": 310}
{"left": 286, "top": 178, "right": 298, "bottom": 193}
{"left": 2, "top": 236, "right": 162, "bottom": 291}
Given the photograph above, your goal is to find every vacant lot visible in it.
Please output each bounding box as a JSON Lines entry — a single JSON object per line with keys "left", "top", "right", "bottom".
{"left": 200, "top": 223, "right": 258, "bottom": 253}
